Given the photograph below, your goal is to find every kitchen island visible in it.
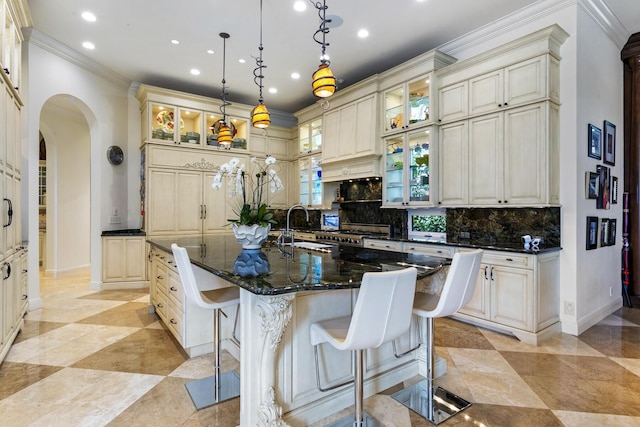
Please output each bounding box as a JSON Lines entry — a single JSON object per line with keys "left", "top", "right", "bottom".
{"left": 147, "top": 235, "right": 447, "bottom": 426}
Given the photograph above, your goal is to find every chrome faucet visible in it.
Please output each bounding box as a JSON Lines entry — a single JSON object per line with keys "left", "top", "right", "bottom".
{"left": 277, "top": 204, "right": 309, "bottom": 257}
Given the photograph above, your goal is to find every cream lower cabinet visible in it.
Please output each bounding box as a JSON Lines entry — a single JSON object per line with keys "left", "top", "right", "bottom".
{"left": 363, "top": 239, "right": 403, "bottom": 252}
{"left": 102, "top": 235, "right": 147, "bottom": 286}
{"left": 455, "top": 249, "right": 560, "bottom": 345}
{"left": 1, "top": 249, "right": 26, "bottom": 363}
{"left": 402, "top": 242, "right": 455, "bottom": 258}
{"left": 149, "top": 246, "right": 238, "bottom": 357}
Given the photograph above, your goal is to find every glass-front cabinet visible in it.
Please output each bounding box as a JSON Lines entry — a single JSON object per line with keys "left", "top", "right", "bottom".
{"left": 299, "top": 155, "right": 322, "bottom": 207}
{"left": 383, "top": 74, "right": 432, "bottom": 134}
{"left": 2, "top": 3, "right": 22, "bottom": 91}
{"left": 383, "top": 127, "right": 433, "bottom": 207}
{"left": 298, "top": 118, "right": 322, "bottom": 154}
{"left": 146, "top": 102, "right": 248, "bottom": 150}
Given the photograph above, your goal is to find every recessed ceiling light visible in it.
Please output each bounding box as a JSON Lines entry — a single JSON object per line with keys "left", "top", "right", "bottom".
{"left": 82, "top": 41, "right": 95, "bottom": 50}
{"left": 81, "top": 11, "right": 96, "bottom": 22}
{"left": 268, "top": 88, "right": 277, "bottom": 94}
{"left": 207, "top": 49, "right": 214, "bottom": 54}
{"left": 190, "top": 69, "right": 200, "bottom": 76}
{"left": 291, "top": 72, "right": 300, "bottom": 79}
{"left": 171, "top": 39, "right": 180, "bottom": 45}
{"left": 293, "top": 1, "right": 307, "bottom": 12}
{"left": 357, "top": 29, "right": 369, "bottom": 38}
{"left": 238, "top": 58, "right": 246, "bottom": 64}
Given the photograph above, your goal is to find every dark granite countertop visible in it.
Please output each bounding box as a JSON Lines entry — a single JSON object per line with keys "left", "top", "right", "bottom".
{"left": 368, "top": 236, "right": 562, "bottom": 255}
{"left": 147, "top": 235, "right": 447, "bottom": 296}
{"left": 101, "top": 229, "right": 146, "bottom": 236}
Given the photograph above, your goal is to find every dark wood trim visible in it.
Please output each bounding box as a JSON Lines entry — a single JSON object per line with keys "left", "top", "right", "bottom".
{"left": 621, "top": 33, "right": 640, "bottom": 294}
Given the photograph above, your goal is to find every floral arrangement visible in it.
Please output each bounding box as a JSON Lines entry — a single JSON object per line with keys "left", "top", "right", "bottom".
{"left": 212, "top": 156, "right": 284, "bottom": 226}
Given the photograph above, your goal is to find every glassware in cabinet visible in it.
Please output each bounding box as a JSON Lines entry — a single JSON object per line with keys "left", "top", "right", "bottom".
{"left": 299, "top": 155, "right": 322, "bottom": 207}
{"left": 383, "top": 74, "right": 432, "bottom": 134}
{"left": 151, "top": 104, "right": 178, "bottom": 142}
{"left": 177, "top": 109, "right": 203, "bottom": 145}
{"left": 408, "top": 129, "right": 431, "bottom": 202}
{"left": 384, "top": 135, "right": 405, "bottom": 205}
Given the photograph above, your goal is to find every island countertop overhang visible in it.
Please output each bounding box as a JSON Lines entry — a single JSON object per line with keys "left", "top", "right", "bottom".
{"left": 147, "top": 235, "right": 447, "bottom": 296}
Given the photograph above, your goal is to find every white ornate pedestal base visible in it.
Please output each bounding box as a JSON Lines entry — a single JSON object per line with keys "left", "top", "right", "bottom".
{"left": 240, "top": 291, "right": 294, "bottom": 427}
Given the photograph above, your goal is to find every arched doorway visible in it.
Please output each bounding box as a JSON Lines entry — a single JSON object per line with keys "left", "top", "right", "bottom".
{"left": 38, "top": 95, "right": 91, "bottom": 277}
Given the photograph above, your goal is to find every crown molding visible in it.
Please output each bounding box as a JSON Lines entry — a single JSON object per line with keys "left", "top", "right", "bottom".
{"left": 25, "top": 28, "right": 131, "bottom": 88}
{"left": 438, "top": 0, "right": 630, "bottom": 57}
{"left": 580, "top": 0, "right": 629, "bottom": 49}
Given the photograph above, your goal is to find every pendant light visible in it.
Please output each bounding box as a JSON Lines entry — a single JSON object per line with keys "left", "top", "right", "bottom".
{"left": 311, "top": 0, "right": 336, "bottom": 98}
{"left": 251, "top": 0, "right": 270, "bottom": 128}
{"left": 216, "top": 32, "right": 233, "bottom": 147}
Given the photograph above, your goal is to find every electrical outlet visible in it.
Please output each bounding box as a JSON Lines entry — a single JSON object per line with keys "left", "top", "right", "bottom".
{"left": 459, "top": 232, "right": 470, "bottom": 239}
{"left": 564, "top": 301, "right": 575, "bottom": 315}
{"left": 109, "top": 216, "right": 121, "bottom": 224}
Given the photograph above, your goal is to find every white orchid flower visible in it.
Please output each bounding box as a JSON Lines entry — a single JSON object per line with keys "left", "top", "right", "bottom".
{"left": 265, "top": 156, "right": 276, "bottom": 165}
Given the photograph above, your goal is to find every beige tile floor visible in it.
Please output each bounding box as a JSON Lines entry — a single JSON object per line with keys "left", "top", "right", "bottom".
{"left": 2, "top": 271, "right": 640, "bottom": 426}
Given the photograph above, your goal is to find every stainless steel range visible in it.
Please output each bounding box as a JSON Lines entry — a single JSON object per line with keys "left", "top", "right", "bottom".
{"left": 314, "top": 223, "right": 391, "bottom": 247}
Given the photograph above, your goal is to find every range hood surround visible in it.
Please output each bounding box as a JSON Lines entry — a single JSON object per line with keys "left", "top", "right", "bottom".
{"left": 320, "top": 154, "right": 381, "bottom": 183}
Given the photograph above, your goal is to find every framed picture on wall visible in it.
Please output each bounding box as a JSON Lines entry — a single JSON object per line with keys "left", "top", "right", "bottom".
{"left": 585, "top": 171, "right": 599, "bottom": 199}
{"left": 586, "top": 216, "right": 598, "bottom": 250}
{"left": 609, "top": 218, "right": 617, "bottom": 246}
{"left": 604, "top": 120, "right": 616, "bottom": 166}
{"left": 612, "top": 176, "right": 618, "bottom": 204}
{"left": 588, "top": 123, "right": 602, "bottom": 160}
{"left": 601, "top": 218, "right": 610, "bottom": 247}
{"left": 596, "top": 165, "right": 610, "bottom": 209}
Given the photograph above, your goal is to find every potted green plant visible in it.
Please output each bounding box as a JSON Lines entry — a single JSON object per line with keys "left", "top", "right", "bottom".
{"left": 212, "top": 156, "right": 283, "bottom": 248}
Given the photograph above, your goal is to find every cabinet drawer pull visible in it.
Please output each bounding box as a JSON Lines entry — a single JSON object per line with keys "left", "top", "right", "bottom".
{"left": 170, "top": 286, "right": 177, "bottom": 292}
{"left": 157, "top": 303, "right": 163, "bottom": 308}
{"left": 22, "top": 294, "right": 27, "bottom": 300}
{"left": 22, "top": 269, "right": 28, "bottom": 274}
{"left": 170, "top": 319, "right": 178, "bottom": 325}
{"left": 157, "top": 275, "right": 163, "bottom": 280}
{"left": 506, "top": 258, "right": 513, "bottom": 262}
{"left": 159, "top": 256, "right": 165, "bottom": 260}
{"left": 167, "top": 260, "right": 173, "bottom": 265}
{"left": 437, "top": 250, "right": 443, "bottom": 254}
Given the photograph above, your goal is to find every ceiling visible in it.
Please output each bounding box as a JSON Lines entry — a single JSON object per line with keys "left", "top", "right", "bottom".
{"left": 26, "top": 0, "right": 640, "bottom": 115}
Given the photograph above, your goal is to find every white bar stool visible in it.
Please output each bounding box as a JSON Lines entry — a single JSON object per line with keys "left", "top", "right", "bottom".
{"left": 310, "top": 267, "right": 418, "bottom": 427}
{"left": 392, "top": 249, "right": 483, "bottom": 424}
{"left": 172, "top": 243, "right": 241, "bottom": 410}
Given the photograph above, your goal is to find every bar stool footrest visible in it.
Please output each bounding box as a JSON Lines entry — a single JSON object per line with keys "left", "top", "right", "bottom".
{"left": 185, "top": 371, "right": 240, "bottom": 410}
{"left": 325, "top": 412, "right": 385, "bottom": 427}
{"left": 391, "top": 380, "right": 471, "bottom": 425}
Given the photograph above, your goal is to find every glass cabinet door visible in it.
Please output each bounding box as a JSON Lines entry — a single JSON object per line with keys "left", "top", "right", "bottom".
{"left": 299, "top": 118, "right": 322, "bottom": 154}
{"left": 408, "top": 129, "right": 431, "bottom": 203}
{"left": 205, "top": 112, "right": 248, "bottom": 149}
{"left": 383, "top": 74, "right": 432, "bottom": 134}
{"left": 384, "top": 135, "right": 405, "bottom": 205}
{"left": 177, "top": 108, "right": 202, "bottom": 145}
{"left": 299, "top": 155, "right": 322, "bottom": 207}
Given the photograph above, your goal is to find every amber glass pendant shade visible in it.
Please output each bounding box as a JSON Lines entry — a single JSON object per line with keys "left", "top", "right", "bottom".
{"left": 252, "top": 103, "right": 271, "bottom": 128}
{"left": 312, "top": 63, "right": 336, "bottom": 98}
{"left": 217, "top": 120, "right": 233, "bottom": 145}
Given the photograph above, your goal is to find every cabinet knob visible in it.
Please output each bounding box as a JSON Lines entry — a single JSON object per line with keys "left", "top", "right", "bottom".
{"left": 157, "top": 303, "right": 163, "bottom": 308}
{"left": 504, "top": 200, "right": 508, "bottom": 203}
{"left": 504, "top": 102, "right": 508, "bottom": 106}
{"left": 170, "top": 319, "right": 178, "bottom": 325}
{"left": 157, "top": 275, "right": 163, "bottom": 280}
{"left": 498, "top": 200, "right": 502, "bottom": 203}
{"left": 22, "top": 294, "right": 27, "bottom": 300}
{"left": 3, "top": 68, "right": 9, "bottom": 75}
{"left": 498, "top": 104, "right": 502, "bottom": 107}
{"left": 170, "top": 286, "right": 177, "bottom": 292}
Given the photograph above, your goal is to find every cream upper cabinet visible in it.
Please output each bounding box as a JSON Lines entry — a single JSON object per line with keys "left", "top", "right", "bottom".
{"left": 1, "top": 1, "right": 22, "bottom": 92}
{"left": 439, "top": 54, "right": 558, "bottom": 124}
{"left": 137, "top": 85, "right": 250, "bottom": 151}
{"left": 322, "top": 93, "right": 377, "bottom": 163}
{"left": 437, "top": 121, "right": 468, "bottom": 206}
{"left": 250, "top": 125, "right": 293, "bottom": 160}
{"left": 383, "top": 127, "right": 435, "bottom": 207}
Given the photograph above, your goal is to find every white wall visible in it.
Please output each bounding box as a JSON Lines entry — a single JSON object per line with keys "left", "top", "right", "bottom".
{"left": 25, "top": 31, "right": 132, "bottom": 307}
